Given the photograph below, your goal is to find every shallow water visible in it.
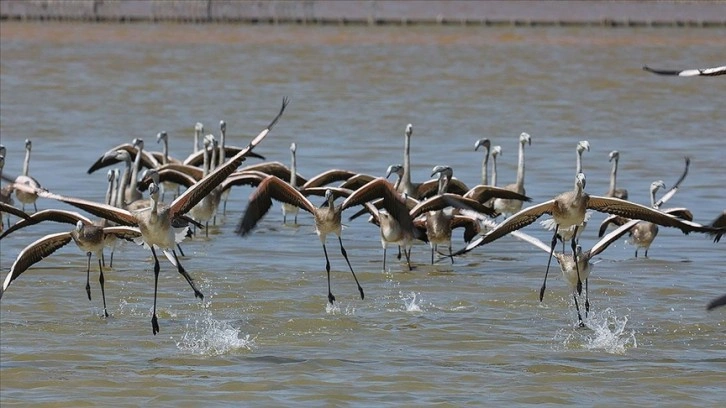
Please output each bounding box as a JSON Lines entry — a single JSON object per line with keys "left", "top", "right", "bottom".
{"left": 1, "top": 22, "right": 724, "bottom": 406}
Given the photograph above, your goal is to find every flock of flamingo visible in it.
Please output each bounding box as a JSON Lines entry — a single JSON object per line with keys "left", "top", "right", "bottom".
{"left": 1, "top": 66, "right": 725, "bottom": 335}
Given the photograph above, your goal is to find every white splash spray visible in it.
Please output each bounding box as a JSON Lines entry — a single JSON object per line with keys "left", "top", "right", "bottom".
{"left": 557, "top": 308, "right": 637, "bottom": 355}
{"left": 402, "top": 291, "right": 423, "bottom": 312}
{"left": 325, "top": 300, "right": 356, "bottom": 315}
{"left": 583, "top": 308, "right": 637, "bottom": 354}
{"left": 176, "top": 308, "right": 255, "bottom": 356}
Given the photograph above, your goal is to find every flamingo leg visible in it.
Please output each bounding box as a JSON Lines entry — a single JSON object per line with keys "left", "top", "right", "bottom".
{"left": 382, "top": 246, "right": 387, "bottom": 271}
{"left": 573, "top": 293, "right": 585, "bottom": 327}
{"left": 584, "top": 278, "right": 590, "bottom": 317}
{"left": 339, "top": 236, "right": 364, "bottom": 300}
{"left": 98, "top": 258, "right": 109, "bottom": 318}
{"left": 322, "top": 243, "right": 335, "bottom": 304}
{"left": 571, "top": 226, "right": 582, "bottom": 295}
{"left": 85, "top": 252, "right": 92, "bottom": 301}
{"left": 540, "top": 225, "right": 558, "bottom": 302}
{"left": 404, "top": 247, "right": 412, "bottom": 271}
{"left": 150, "top": 246, "right": 161, "bottom": 335}
{"left": 171, "top": 249, "right": 203, "bottom": 299}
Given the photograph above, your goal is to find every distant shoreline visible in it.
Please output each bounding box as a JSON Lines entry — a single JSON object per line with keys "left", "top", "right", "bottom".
{"left": 2, "top": 0, "right": 725, "bottom": 27}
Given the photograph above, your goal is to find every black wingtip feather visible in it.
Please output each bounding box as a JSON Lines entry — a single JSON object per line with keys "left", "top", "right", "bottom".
{"left": 706, "top": 294, "right": 726, "bottom": 311}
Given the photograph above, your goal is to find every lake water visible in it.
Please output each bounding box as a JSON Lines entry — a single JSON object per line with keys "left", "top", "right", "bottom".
{"left": 1, "top": 22, "right": 724, "bottom": 406}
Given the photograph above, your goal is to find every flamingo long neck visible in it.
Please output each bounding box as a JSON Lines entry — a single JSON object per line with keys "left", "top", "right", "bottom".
{"left": 210, "top": 140, "right": 219, "bottom": 172}
{"left": 515, "top": 140, "right": 526, "bottom": 193}
{"left": 437, "top": 173, "right": 450, "bottom": 195}
{"left": 105, "top": 174, "right": 115, "bottom": 207}
{"left": 218, "top": 128, "right": 226, "bottom": 168}
{"left": 202, "top": 142, "right": 210, "bottom": 177}
{"left": 481, "top": 150, "right": 489, "bottom": 185}
{"left": 491, "top": 155, "right": 498, "bottom": 186}
{"left": 650, "top": 185, "right": 659, "bottom": 209}
{"left": 403, "top": 131, "right": 412, "bottom": 189}
{"left": 110, "top": 172, "right": 120, "bottom": 208}
{"left": 608, "top": 158, "right": 618, "bottom": 196}
{"left": 392, "top": 171, "right": 403, "bottom": 190}
{"left": 118, "top": 157, "right": 132, "bottom": 207}
{"left": 22, "top": 145, "right": 31, "bottom": 176}
{"left": 130, "top": 145, "right": 143, "bottom": 193}
{"left": 161, "top": 137, "right": 169, "bottom": 165}
{"left": 576, "top": 149, "right": 583, "bottom": 175}
{"left": 574, "top": 178, "right": 584, "bottom": 199}
{"left": 193, "top": 128, "right": 200, "bottom": 153}
{"left": 289, "top": 148, "right": 297, "bottom": 187}
{"left": 150, "top": 190, "right": 160, "bottom": 221}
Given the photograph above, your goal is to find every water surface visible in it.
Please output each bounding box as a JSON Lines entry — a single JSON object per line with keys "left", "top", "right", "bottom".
{"left": 1, "top": 22, "right": 724, "bottom": 406}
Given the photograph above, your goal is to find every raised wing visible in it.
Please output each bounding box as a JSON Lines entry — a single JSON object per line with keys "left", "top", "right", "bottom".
{"left": 0, "top": 209, "right": 93, "bottom": 240}
{"left": 509, "top": 230, "right": 552, "bottom": 254}
{"left": 707, "top": 293, "right": 726, "bottom": 310}
{"left": 0, "top": 202, "right": 30, "bottom": 221}
{"left": 170, "top": 97, "right": 288, "bottom": 218}
{"left": 88, "top": 145, "right": 160, "bottom": 174}
{"left": 1, "top": 232, "right": 73, "bottom": 299}
{"left": 589, "top": 218, "right": 640, "bottom": 258}
{"left": 655, "top": 157, "right": 689, "bottom": 208}
{"left": 587, "top": 195, "right": 715, "bottom": 234}
{"left": 103, "top": 225, "right": 143, "bottom": 242}
{"left": 218, "top": 170, "right": 268, "bottom": 193}
{"left": 303, "top": 169, "right": 365, "bottom": 189}
{"left": 457, "top": 199, "right": 557, "bottom": 254}
{"left": 410, "top": 193, "right": 497, "bottom": 219}
{"left": 236, "top": 175, "right": 316, "bottom": 236}
{"left": 236, "top": 161, "right": 308, "bottom": 187}
{"left": 707, "top": 210, "right": 726, "bottom": 242}
{"left": 38, "top": 190, "right": 137, "bottom": 226}
{"left": 340, "top": 178, "right": 415, "bottom": 234}
{"left": 183, "top": 146, "right": 265, "bottom": 167}
{"left": 643, "top": 65, "right": 726, "bottom": 77}
{"left": 463, "top": 185, "right": 531, "bottom": 204}
{"left": 138, "top": 168, "right": 198, "bottom": 191}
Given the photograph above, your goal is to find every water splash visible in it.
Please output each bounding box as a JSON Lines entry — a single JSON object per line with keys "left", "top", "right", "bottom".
{"left": 117, "top": 299, "right": 135, "bottom": 315}
{"left": 557, "top": 308, "right": 637, "bottom": 354}
{"left": 402, "top": 291, "right": 423, "bottom": 312}
{"left": 325, "top": 301, "right": 356, "bottom": 315}
{"left": 325, "top": 301, "right": 340, "bottom": 314}
{"left": 176, "top": 310, "right": 255, "bottom": 356}
{"left": 583, "top": 308, "right": 637, "bottom": 354}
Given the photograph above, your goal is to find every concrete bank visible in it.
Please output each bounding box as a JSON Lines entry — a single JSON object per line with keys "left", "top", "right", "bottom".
{"left": 1, "top": 0, "right": 725, "bottom": 26}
